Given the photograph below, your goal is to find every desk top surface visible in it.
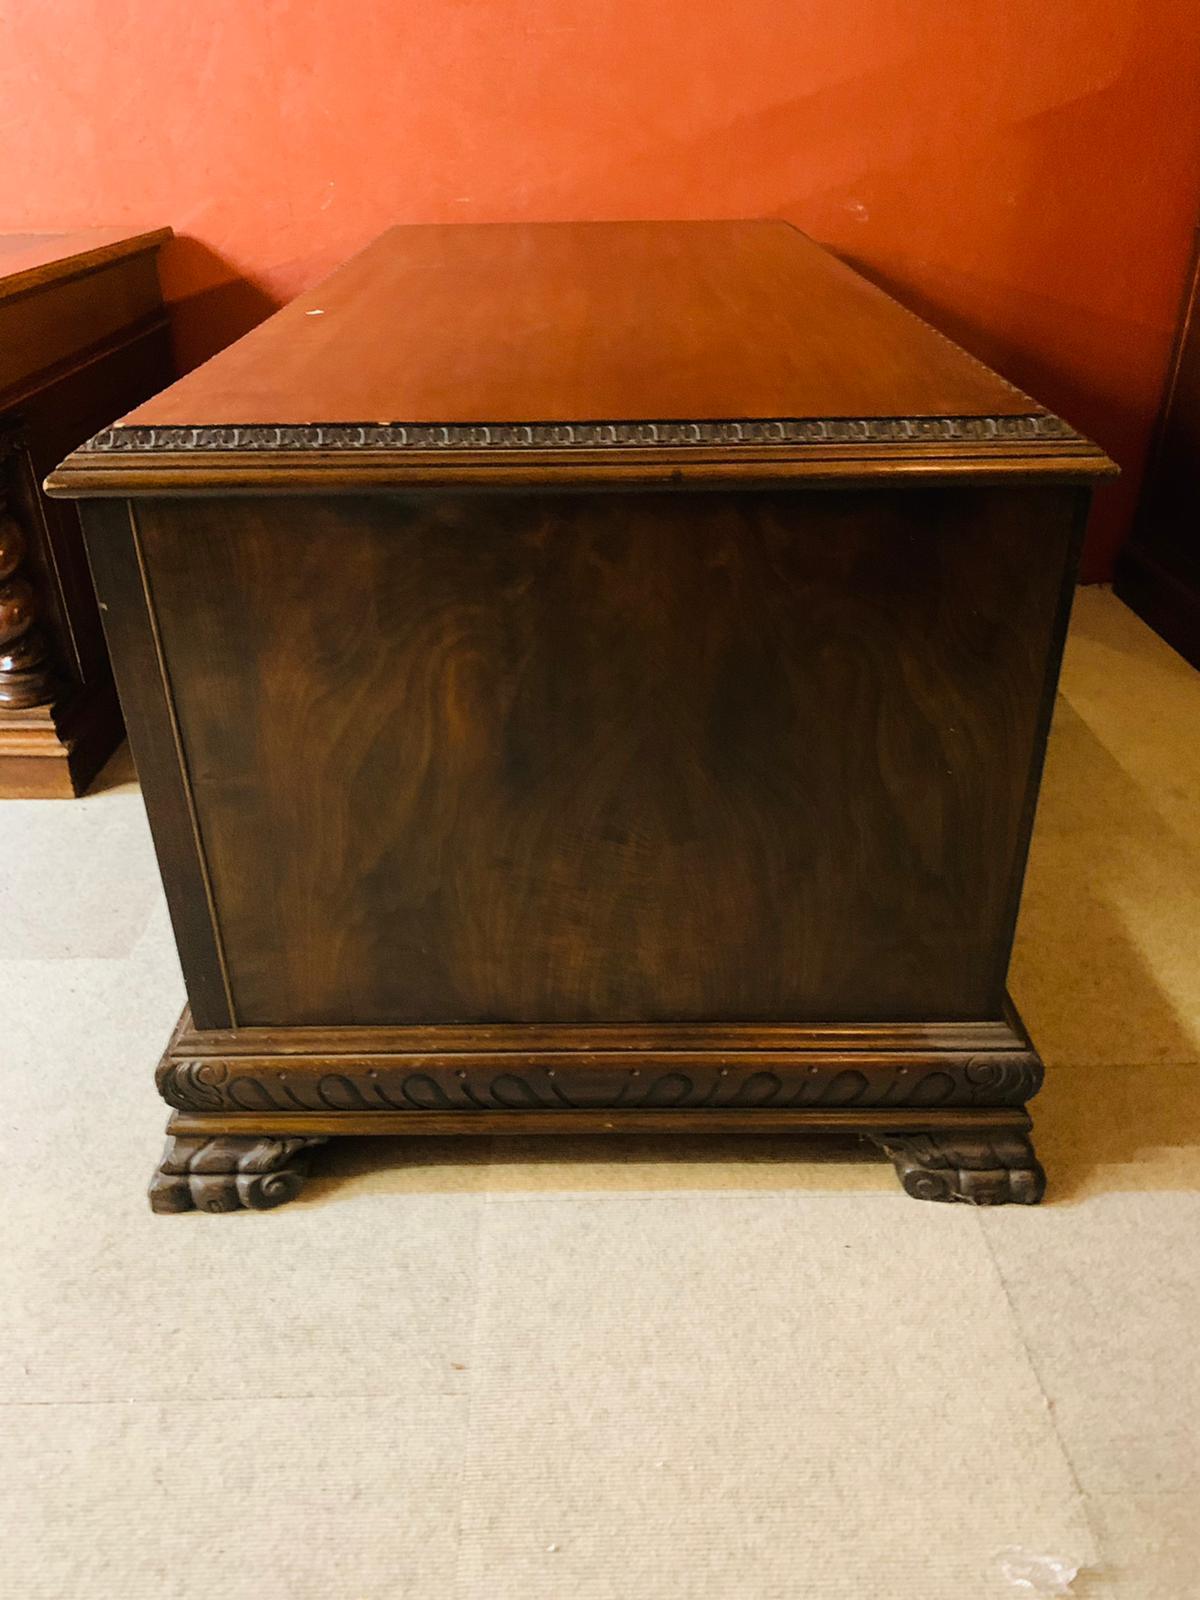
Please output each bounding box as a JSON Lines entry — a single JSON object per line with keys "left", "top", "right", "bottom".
{"left": 125, "top": 219, "right": 1029, "bottom": 427}
{"left": 50, "top": 221, "right": 1114, "bottom": 493}
{"left": 0, "top": 228, "right": 170, "bottom": 301}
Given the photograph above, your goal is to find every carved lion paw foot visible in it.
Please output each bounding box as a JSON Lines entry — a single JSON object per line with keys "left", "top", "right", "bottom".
{"left": 869, "top": 1128, "right": 1045, "bottom": 1205}
{"left": 148, "top": 1134, "right": 327, "bottom": 1213}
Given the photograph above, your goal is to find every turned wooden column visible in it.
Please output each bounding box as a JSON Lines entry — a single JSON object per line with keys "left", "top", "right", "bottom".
{"left": 0, "top": 442, "right": 54, "bottom": 709}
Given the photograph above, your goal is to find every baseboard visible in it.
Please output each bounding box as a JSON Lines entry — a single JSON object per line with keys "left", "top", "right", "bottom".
{"left": 0, "top": 678, "right": 123, "bottom": 797}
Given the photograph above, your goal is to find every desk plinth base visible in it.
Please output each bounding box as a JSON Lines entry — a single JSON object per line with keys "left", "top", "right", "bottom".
{"left": 0, "top": 681, "right": 124, "bottom": 798}
{"left": 149, "top": 1007, "right": 1047, "bottom": 1210}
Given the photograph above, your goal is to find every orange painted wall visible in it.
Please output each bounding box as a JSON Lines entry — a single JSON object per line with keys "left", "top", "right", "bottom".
{"left": 3, "top": 1, "right": 1199, "bottom": 578}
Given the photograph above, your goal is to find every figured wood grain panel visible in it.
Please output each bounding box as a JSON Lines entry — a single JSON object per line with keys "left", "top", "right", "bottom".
{"left": 136, "top": 485, "right": 1077, "bottom": 1027}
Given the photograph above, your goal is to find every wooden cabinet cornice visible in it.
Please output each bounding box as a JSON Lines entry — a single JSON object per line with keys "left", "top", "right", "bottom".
{"left": 0, "top": 227, "right": 172, "bottom": 795}
{"left": 48, "top": 220, "right": 1114, "bottom": 1209}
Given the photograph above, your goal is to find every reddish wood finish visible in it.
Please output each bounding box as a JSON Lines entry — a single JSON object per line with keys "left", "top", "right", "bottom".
{"left": 115, "top": 221, "right": 1037, "bottom": 430}
{"left": 0, "top": 228, "right": 169, "bottom": 286}
{"left": 51, "top": 221, "right": 1114, "bottom": 1206}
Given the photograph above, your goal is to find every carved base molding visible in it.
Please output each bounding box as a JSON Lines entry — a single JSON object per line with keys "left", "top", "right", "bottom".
{"left": 144, "top": 1006, "right": 1048, "bottom": 1211}
{"left": 148, "top": 1134, "right": 327, "bottom": 1213}
{"left": 157, "top": 1008, "right": 1044, "bottom": 1116}
{"left": 867, "top": 1129, "right": 1046, "bottom": 1205}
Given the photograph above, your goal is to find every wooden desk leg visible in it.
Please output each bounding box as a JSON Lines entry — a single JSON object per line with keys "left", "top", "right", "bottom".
{"left": 867, "top": 1127, "right": 1045, "bottom": 1205}
{"left": 148, "top": 1134, "right": 328, "bottom": 1214}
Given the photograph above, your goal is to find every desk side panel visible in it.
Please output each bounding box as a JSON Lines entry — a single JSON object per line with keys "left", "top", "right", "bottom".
{"left": 128, "top": 484, "right": 1079, "bottom": 1029}
{"left": 80, "top": 500, "right": 234, "bottom": 1027}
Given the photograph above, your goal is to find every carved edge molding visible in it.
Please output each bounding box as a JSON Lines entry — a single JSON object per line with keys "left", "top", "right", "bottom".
{"left": 83, "top": 413, "right": 1089, "bottom": 455}
{"left": 157, "top": 1051, "right": 1043, "bottom": 1116}
{"left": 868, "top": 1129, "right": 1046, "bottom": 1205}
{"left": 149, "top": 1134, "right": 327, "bottom": 1213}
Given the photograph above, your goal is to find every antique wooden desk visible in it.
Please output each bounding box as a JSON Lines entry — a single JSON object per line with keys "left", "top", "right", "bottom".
{"left": 48, "top": 221, "right": 1114, "bottom": 1210}
{"left": 0, "top": 228, "right": 172, "bottom": 795}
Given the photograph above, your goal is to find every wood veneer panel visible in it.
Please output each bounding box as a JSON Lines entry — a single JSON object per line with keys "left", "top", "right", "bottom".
{"left": 136, "top": 483, "right": 1078, "bottom": 1029}
{"left": 81, "top": 500, "right": 233, "bottom": 1024}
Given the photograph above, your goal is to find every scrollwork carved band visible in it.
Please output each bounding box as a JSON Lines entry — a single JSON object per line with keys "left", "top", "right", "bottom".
{"left": 85, "top": 413, "right": 1084, "bottom": 456}
{"left": 157, "top": 1051, "right": 1042, "bottom": 1116}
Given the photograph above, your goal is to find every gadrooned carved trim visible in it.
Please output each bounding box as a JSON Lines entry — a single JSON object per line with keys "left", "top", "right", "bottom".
{"left": 84, "top": 414, "right": 1086, "bottom": 455}
{"left": 157, "top": 1052, "right": 1042, "bottom": 1115}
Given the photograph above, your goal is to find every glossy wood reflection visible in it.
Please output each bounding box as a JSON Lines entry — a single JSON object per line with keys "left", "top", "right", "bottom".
{"left": 136, "top": 485, "right": 1077, "bottom": 1027}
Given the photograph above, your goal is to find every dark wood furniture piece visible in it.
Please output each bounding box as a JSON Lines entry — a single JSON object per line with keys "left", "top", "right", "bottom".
{"left": 0, "top": 229, "right": 172, "bottom": 796}
{"left": 1116, "top": 225, "right": 1200, "bottom": 667}
{"left": 47, "top": 221, "right": 1114, "bottom": 1210}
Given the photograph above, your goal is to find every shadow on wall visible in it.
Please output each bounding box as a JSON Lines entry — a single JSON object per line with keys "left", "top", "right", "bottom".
{"left": 158, "top": 237, "right": 284, "bottom": 376}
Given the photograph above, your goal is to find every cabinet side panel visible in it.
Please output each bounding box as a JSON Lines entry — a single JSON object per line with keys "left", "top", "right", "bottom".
{"left": 989, "top": 487, "right": 1090, "bottom": 994}
{"left": 80, "top": 500, "right": 233, "bottom": 1027}
{"left": 135, "top": 486, "right": 1075, "bottom": 1028}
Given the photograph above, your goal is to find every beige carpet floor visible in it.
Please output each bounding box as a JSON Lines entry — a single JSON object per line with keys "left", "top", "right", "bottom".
{"left": 1, "top": 587, "right": 1197, "bottom": 1599}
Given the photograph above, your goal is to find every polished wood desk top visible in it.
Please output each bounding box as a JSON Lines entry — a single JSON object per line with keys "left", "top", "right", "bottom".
{"left": 0, "top": 228, "right": 170, "bottom": 302}
{"left": 50, "top": 221, "right": 1113, "bottom": 494}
